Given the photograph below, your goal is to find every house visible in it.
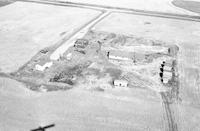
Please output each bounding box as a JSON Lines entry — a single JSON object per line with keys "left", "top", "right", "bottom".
{"left": 35, "top": 62, "right": 53, "bottom": 71}
{"left": 74, "top": 39, "right": 89, "bottom": 49}
{"left": 113, "top": 79, "right": 128, "bottom": 87}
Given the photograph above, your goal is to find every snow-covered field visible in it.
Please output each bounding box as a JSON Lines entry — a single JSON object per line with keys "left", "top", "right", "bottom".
{"left": 1, "top": 77, "right": 200, "bottom": 131}
{"left": 0, "top": 2, "right": 101, "bottom": 73}
{"left": 93, "top": 12, "right": 200, "bottom": 44}
{"left": 0, "top": 77, "right": 164, "bottom": 131}
{"left": 55, "top": 0, "right": 199, "bottom": 16}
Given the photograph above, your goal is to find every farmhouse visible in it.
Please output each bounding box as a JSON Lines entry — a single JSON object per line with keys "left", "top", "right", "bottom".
{"left": 113, "top": 79, "right": 128, "bottom": 87}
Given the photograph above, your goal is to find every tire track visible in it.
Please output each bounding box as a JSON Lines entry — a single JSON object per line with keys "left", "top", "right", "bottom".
{"left": 161, "top": 92, "right": 178, "bottom": 131}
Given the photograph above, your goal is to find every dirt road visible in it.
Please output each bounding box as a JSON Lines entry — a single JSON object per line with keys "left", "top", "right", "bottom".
{"left": 50, "top": 11, "right": 110, "bottom": 60}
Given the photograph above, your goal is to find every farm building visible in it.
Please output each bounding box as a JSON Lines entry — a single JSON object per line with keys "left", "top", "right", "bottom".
{"left": 162, "top": 71, "right": 173, "bottom": 84}
{"left": 74, "top": 39, "right": 89, "bottom": 49}
{"left": 163, "top": 65, "right": 172, "bottom": 72}
{"left": 107, "top": 50, "right": 146, "bottom": 62}
{"left": 35, "top": 62, "right": 53, "bottom": 71}
{"left": 107, "top": 50, "right": 133, "bottom": 61}
{"left": 113, "top": 79, "right": 128, "bottom": 87}
{"left": 66, "top": 53, "right": 72, "bottom": 60}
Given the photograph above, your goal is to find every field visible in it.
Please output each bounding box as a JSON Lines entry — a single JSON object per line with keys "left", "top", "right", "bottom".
{"left": 56, "top": 0, "right": 199, "bottom": 15}
{"left": 0, "top": 1, "right": 101, "bottom": 73}
{"left": 0, "top": 77, "right": 164, "bottom": 131}
{"left": 93, "top": 12, "right": 200, "bottom": 44}
{"left": 92, "top": 12, "right": 200, "bottom": 130}
{"left": 173, "top": 0, "right": 200, "bottom": 14}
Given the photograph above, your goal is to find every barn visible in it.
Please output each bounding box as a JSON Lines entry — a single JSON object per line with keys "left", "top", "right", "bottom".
{"left": 107, "top": 50, "right": 132, "bottom": 61}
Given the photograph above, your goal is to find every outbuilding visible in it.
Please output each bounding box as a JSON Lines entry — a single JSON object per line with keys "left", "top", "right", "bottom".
{"left": 35, "top": 61, "right": 53, "bottom": 71}
{"left": 113, "top": 79, "right": 128, "bottom": 87}
{"left": 66, "top": 53, "right": 72, "bottom": 60}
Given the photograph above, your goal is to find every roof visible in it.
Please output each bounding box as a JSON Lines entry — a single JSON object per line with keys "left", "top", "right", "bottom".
{"left": 163, "top": 71, "right": 172, "bottom": 79}
{"left": 109, "top": 50, "right": 133, "bottom": 58}
{"left": 114, "top": 79, "right": 128, "bottom": 84}
{"left": 163, "top": 66, "right": 172, "bottom": 71}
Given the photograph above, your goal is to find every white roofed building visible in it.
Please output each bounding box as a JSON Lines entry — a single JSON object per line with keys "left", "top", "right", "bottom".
{"left": 35, "top": 62, "right": 53, "bottom": 72}
{"left": 114, "top": 79, "right": 128, "bottom": 88}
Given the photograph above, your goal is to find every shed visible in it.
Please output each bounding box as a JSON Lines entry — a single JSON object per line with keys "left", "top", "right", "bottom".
{"left": 35, "top": 62, "right": 53, "bottom": 71}
{"left": 163, "top": 78, "right": 169, "bottom": 84}
{"left": 114, "top": 79, "right": 128, "bottom": 87}
{"left": 66, "top": 53, "right": 72, "bottom": 60}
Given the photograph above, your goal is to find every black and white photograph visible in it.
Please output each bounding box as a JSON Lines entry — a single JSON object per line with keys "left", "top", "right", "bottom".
{"left": 0, "top": 0, "right": 200, "bottom": 130}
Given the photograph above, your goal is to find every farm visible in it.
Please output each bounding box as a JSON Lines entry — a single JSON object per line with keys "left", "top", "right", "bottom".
{"left": 1, "top": 1, "right": 200, "bottom": 131}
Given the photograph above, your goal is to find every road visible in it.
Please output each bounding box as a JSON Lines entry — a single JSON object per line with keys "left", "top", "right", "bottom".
{"left": 18, "top": 0, "right": 200, "bottom": 22}
{"left": 50, "top": 11, "right": 110, "bottom": 60}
